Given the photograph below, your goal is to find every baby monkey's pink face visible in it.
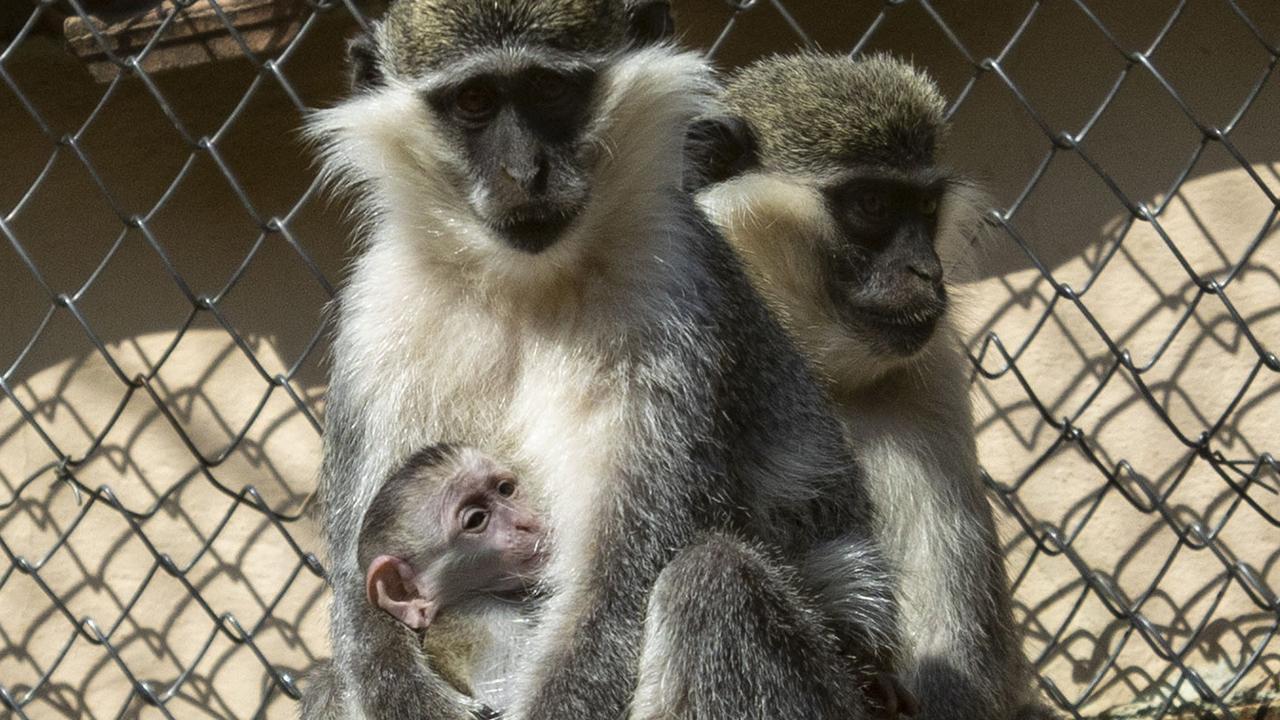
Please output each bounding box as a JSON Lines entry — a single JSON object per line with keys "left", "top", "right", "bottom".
{"left": 365, "top": 450, "right": 548, "bottom": 631}
{"left": 439, "top": 461, "right": 547, "bottom": 595}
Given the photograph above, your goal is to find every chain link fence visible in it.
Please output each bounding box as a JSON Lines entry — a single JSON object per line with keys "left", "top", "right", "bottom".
{"left": 1, "top": 1, "right": 1276, "bottom": 718}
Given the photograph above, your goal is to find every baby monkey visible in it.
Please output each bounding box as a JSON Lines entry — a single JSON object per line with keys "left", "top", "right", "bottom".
{"left": 360, "top": 443, "right": 546, "bottom": 705}
{"left": 302, "top": 444, "right": 546, "bottom": 719}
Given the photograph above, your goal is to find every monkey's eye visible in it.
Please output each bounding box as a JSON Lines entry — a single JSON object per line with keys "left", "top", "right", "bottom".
{"left": 454, "top": 84, "right": 498, "bottom": 122}
{"left": 496, "top": 479, "right": 517, "bottom": 497}
{"left": 920, "top": 197, "right": 939, "bottom": 216}
{"left": 460, "top": 507, "right": 490, "bottom": 533}
{"left": 855, "top": 192, "right": 890, "bottom": 220}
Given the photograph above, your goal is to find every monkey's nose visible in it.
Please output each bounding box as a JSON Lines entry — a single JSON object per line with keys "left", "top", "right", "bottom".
{"left": 497, "top": 166, "right": 524, "bottom": 197}
{"left": 514, "top": 513, "right": 543, "bottom": 534}
{"left": 500, "top": 161, "right": 548, "bottom": 195}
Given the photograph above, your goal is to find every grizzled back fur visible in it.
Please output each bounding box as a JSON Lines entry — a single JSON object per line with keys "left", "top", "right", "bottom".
{"left": 723, "top": 52, "right": 946, "bottom": 175}
{"left": 380, "top": 0, "right": 628, "bottom": 76}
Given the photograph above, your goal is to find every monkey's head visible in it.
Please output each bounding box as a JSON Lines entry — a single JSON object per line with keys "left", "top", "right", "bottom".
{"left": 363, "top": 0, "right": 673, "bottom": 80}
{"left": 693, "top": 53, "right": 984, "bottom": 389}
{"left": 310, "top": 0, "right": 707, "bottom": 270}
{"left": 359, "top": 445, "right": 547, "bottom": 630}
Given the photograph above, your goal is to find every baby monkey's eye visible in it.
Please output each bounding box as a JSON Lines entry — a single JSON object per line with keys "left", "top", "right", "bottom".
{"left": 496, "top": 479, "right": 517, "bottom": 497}
{"left": 460, "top": 507, "right": 490, "bottom": 532}
{"left": 920, "top": 197, "right": 939, "bottom": 216}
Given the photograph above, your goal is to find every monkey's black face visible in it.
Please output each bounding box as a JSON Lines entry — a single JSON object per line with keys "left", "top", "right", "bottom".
{"left": 426, "top": 63, "right": 599, "bottom": 254}
{"left": 824, "top": 176, "right": 949, "bottom": 357}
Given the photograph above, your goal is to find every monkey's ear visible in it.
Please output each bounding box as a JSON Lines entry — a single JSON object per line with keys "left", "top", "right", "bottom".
{"left": 684, "top": 115, "right": 759, "bottom": 192}
{"left": 366, "top": 555, "right": 439, "bottom": 629}
{"left": 627, "top": 1, "right": 674, "bottom": 46}
{"left": 865, "top": 672, "right": 921, "bottom": 719}
{"left": 348, "top": 33, "right": 384, "bottom": 90}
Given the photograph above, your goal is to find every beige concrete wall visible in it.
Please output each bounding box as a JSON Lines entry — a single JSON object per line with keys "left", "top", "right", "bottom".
{"left": 0, "top": 1, "right": 1275, "bottom": 718}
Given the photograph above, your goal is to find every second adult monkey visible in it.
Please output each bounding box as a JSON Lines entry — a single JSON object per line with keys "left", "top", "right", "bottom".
{"left": 692, "top": 53, "right": 1054, "bottom": 720}
{"left": 310, "top": 2, "right": 901, "bottom": 719}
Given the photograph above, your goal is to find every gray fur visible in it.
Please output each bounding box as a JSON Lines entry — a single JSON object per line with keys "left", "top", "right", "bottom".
{"left": 299, "top": 661, "right": 344, "bottom": 720}
{"left": 633, "top": 533, "right": 870, "bottom": 720}
{"left": 702, "top": 52, "right": 1056, "bottom": 720}
{"left": 379, "top": 0, "right": 625, "bottom": 77}
{"left": 309, "top": 9, "right": 901, "bottom": 718}
{"left": 723, "top": 52, "right": 945, "bottom": 176}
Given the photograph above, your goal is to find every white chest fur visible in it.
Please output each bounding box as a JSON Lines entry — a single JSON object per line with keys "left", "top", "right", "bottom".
{"left": 339, "top": 237, "right": 632, "bottom": 572}
{"left": 838, "top": 338, "right": 989, "bottom": 662}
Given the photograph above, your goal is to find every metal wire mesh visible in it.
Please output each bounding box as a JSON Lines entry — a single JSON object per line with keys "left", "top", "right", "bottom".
{"left": 0, "top": 1, "right": 1275, "bottom": 718}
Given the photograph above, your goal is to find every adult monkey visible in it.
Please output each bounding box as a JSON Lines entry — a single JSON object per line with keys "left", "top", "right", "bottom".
{"left": 309, "top": 4, "right": 900, "bottom": 720}
{"left": 692, "top": 53, "right": 1055, "bottom": 720}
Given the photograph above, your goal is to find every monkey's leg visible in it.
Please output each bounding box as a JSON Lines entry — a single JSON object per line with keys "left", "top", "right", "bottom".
{"left": 630, "top": 533, "right": 870, "bottom": 720}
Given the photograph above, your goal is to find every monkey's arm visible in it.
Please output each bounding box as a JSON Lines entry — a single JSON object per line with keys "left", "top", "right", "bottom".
{"left": 345, "top": 608, "right": 490, "bottom": 720}
{"left": 299, "top": 660, "right": 345, "bottom": 720}
{"left": 802, "top": 534, "right": 920, "bottom": 719}
{"left": 297, "top": 611, "right": 483, "bottom": 720}
{"left": 318, "top": 380, "right": 482, "bottom": 720}
{"left": 514, "top": 460, "right": 900, "bottom": 720}
{"left": 802, "top": 535, "right": 901, "bottom": 668}
{"left": 631, "top": 533, "right": 873, "bottom": 720}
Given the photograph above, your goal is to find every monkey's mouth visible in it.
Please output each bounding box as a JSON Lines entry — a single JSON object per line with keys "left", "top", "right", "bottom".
{"left": 491, "top": 575, "right": 542, "bottom": 601}
{"left": 522, "top": 545, "right": 550, "bottom": 573}
{"left": 489, "top": 552, "right": 549, "bottom": 600}
{"left": 848, "top": 301, "right": 946, "bottom": 357}
{"left": 492, "top": 208, "right": 580, "bottom": 254}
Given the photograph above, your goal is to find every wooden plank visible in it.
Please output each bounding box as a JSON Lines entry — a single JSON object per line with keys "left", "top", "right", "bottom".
{"left": 63, "top": 0, "right": 304, "bottom": 82}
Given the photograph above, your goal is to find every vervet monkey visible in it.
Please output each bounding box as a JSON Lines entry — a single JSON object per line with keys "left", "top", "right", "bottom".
{"left": 308, "top": 3, "right": 902, "bottom": 719}
{"left": 693, "top": 52, "right": 1055, "bottom": 720}
{"left": 302, "top": 445, "right": 544, "bottom": 719}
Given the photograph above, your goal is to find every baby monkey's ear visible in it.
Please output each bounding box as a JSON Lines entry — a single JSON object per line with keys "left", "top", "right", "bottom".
{"left": 366, "top": 555, "right": 439, "bottom": 629}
